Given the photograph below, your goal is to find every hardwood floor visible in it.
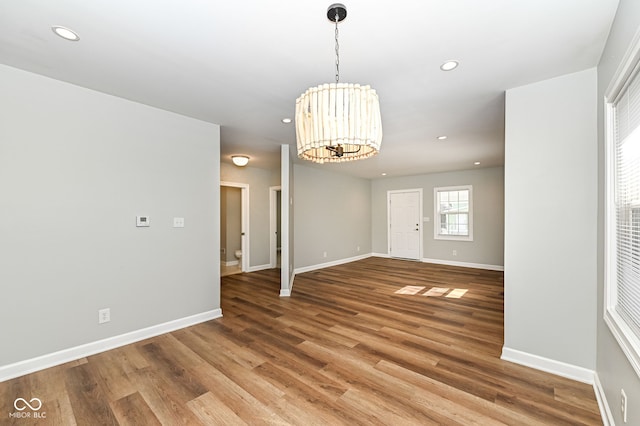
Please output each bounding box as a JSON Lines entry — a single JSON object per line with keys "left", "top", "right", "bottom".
{"left": 0, "top": 258, "right": 602, "bottom": 425}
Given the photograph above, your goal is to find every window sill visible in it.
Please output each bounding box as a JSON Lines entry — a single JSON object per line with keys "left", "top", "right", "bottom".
{"left": 604, "top": 308, "right": 640, "bottom": 378}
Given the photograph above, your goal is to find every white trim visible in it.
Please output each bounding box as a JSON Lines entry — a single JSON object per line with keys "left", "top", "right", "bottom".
{"left": 221, "top": 181, "right": 250, "bottom": 273}
{"left": 294, "top": 253, "right": 371, "bottom": 275}
{"left": 280, "top": 289, "right": 291, "bottom": 297}
{"left": 421, "top": 257, "right": 504, "bottom": 272}
{"left": 372, "top": 252, "right": 391, "bottom": 258}
{"left": 222, "top": 260, "right": 239, "bottom": 267}
{"left": 500, "top": 347, "right": 595, "bottom": 384}
{"left": 593, "top": 373, "right": 614, "bottom": 426}
{"left": 0, "top": 309, "right": 222, "bottom": 383}
{"left": 247, "top": 263, "right": 272, "bottom": 273}
{"left": 387, "top": 188, "right": 423, "bottom": 261}
{"left": 434, "top": 185, "right": 474, "bottom": 242}
{"left": 603, "top": 25, "right": 640, "bottom": 379}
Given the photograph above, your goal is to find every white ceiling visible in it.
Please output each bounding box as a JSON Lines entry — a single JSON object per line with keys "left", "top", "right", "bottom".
{"left": 0, "top": 1, "right": 619, "bottom": 179}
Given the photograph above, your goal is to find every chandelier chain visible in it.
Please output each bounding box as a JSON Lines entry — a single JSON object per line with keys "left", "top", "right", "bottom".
{"left": 335, "top": 12, "right": 340, "bottom": 83}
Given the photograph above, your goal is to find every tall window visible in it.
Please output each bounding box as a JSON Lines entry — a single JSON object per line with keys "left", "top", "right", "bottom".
{"left": 605, "top": 33, "right": 640, "bottom": 377}
{"left": 434, "top": 185, "right": 473, "bottom": 241}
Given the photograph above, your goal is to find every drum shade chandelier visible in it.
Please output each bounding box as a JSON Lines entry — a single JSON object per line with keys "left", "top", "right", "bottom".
{"left": 295, "top": 3, "right": 382, "bottom": 164}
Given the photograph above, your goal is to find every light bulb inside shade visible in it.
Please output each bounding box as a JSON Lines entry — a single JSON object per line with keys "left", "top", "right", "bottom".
{"left": 232, "top": 155, "right": 249, "bottom": 167}
{"left": 52, "top": 26, "right": 80, "bottom": 41}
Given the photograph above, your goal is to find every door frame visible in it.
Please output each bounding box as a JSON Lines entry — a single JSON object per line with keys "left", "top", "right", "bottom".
{"left": 221, "top": 181, "right": 250, "bottom": 272}
{"left": 269, "top": 186, "right": 281, "bottom": 268}
{"left": 387, "top": 188, "right": 423, "bottom": 260}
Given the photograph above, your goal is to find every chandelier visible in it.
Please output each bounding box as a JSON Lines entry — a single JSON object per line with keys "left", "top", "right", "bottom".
{"left": 295, "top": 3, "right": 382, "bottom": 164}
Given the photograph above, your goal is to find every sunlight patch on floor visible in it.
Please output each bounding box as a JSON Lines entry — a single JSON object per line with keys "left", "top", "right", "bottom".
{"left": 422, "top": 287, "right": 449, "bottom": 297}
{"left": 445, "top": 288, "right": 468, "bottom": 298}
{"left": 395, "top": 286, "right": 469, "bottom": 298}
{"left": 394, "top": 286, "right": 425, "bottom": 295}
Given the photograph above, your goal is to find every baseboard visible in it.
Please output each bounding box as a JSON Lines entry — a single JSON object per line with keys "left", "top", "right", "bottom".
{"left": 500, "top": 347, "right": 595, "bottom": 384}
{"left": 247, "top": 263, "right": 272, "bottom": 273}
{"left": 371, "top": 253, "right": 503, "bottom": 271}
{"left": 422, "top": 257, "right": 504, "bottom": 271}
{"left": 371, "top": 252, "right": 391, "bottom": 258}
{"left": 294, "top": 253, "right": 372, "bottom": 275}
{"left": 593, "top": 372, "right": 614, "bottom": 426}
{"left": 0, "top": 308, "right": 223, "bottom": 383}
{"left": 222, "top": 260, "right": 238, "bottom": 267}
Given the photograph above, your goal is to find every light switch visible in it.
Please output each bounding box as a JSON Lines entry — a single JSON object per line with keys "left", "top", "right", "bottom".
{"left": 136, "top": 216, "right": 150, "bottom": 227}
{"left": 173, "top": 217, "right": 185, "bottom": 228}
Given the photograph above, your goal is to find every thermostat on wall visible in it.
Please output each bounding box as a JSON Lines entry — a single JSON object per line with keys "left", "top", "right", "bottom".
{"left": 136, "top": 216, "right": 150, "bottom": 227}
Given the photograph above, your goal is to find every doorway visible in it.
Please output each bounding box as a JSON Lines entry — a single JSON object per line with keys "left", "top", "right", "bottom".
{"left": 220, "top": 181, "right": 249, "bottom": 275}
{"left": 388, "top": 189, "right": 423, "bottom": 260}
{"left": 269, "top": 186, "right": 282, "bottom": 269}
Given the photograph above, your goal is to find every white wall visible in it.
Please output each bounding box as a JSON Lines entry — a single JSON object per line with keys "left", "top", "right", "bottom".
{"left": 504, "top": 68, "right": 597, "bottom": 371}
{"left": 371, "top": 167, "right": 504, "bottom": 268}
{"left": 596, "top": 0, "right": 640, "bottom": 423}
{"left": 0, "top": 64, "right": 220, "bottom": 368}
{"left": 293, "top": 164, "right": 371, "bottom": 269}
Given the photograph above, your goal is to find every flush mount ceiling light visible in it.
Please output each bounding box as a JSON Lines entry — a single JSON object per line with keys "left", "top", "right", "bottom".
{"left": 51, "top": 26, "right": 80, "bottom": 41}
{"left": 231, "top": 155, "right": 249, "bottom": 167}
{"left": 437, "top": 135, "right": 448, "bottom": 140}
{"left": 281, "top": 118, "right": 292, "bottom": 124}
{"left": 440, "top": 60, "right": 459, "bottom": 71}
{"left": 295, "top": 3, "right": 382, "bottom": 164}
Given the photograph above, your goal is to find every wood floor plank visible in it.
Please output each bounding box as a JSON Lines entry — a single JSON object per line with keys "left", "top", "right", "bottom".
{"left": 0, "top": 258, "right": 602, "bottom": 425}
{"left": 110, "top": 392, "right": 161, "bottom": 426}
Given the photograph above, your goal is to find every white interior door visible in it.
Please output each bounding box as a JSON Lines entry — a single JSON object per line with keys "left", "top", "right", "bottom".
{"left": 388, "top": 190, "right": 422, "bottom": 260}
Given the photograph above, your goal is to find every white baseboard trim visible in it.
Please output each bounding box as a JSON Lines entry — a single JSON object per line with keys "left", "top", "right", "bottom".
{"left": 593, "top": 373, "right": 613, "bottom": 426}
{"left": 222, "top": 260, "right": 239, "bottom": 267}
{"left": 280, "top": 270, "right": 296, "bottom": 297}
{"left": 294, "top": 253, "right": 372, "bottom": 275}
{"left": 422, "top": 257, "right": 504, "bottom": 271}
{"left": 247, "top": 263, "right": 272, "bottom": 273}
{"left": 371, "top": 253, "right": 503, "bottom": 271}
{"left": 501, "top": 347, "right": 595, "bottom": 384}
{"left": 0, "top": 308, "right": 223, "bottom": 383}
{"left": 372, "top": 252, "right": 391, "bottom": 258}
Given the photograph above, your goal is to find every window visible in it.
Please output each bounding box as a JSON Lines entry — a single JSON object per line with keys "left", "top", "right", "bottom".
{"left": 434, "top": 185, "right": 473, "bottom": 241}
{"left": 604, "top": 32, "right": 640, "bottom": 377}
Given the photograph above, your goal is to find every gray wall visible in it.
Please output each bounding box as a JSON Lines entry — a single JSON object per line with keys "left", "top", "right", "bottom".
{"left": 0, "top": 64, "right": 220, "bottom": 366}
{"left": 220, "top": 163, "right": 280, "bottom": 268}
{"left": 371, "top": 167, "right": 504, "bottom": 267}
{"left": 597, "top": 0, "right": 640, "bottom": 423}
{"left": 504, "top": 68, "right": 597, "bottom": 369}
{"left": 293, "top": 164, "right": 371, "bottom": 269}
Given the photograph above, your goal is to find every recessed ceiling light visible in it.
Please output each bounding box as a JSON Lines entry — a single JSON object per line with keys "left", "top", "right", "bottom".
{"left": 440, "top": 60, "right": 459, "bottom": 71}
{"left": 381, "top": 173, "right": 387, "bottom": 176}
{"left": 437, "top": 135, "right": 448, "bottom": 140}
{"left": 474, "top": 161, "right": 481, "bottom": 165}
{"left": 282, "top": 118, "right": 292, "bottom": 124}
{"left": 52, "top": 26, "right": 80, "bottom": 41}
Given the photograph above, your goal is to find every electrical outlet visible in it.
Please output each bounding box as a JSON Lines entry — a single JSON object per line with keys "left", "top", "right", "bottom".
{"left": 323, "top": 251, "right": 327, "bottom": 258}
{"left": 98, "top": 308, "right": 110, "bottom": 324}
{"left": 452, "top": 250, "right": 457, "bottom": 256}
{"left": 622, "top": 389, "right": 628, "bottom": 423}
{"left": 357, "top": 246, "right": 360, "bottom": 252}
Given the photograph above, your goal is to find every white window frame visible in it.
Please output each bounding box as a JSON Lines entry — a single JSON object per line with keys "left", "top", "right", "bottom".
{"left": 604, "top": 28, "right": 640, "bottom": 378}
{"left": 434, "top": 185, "right": 473, "bottom": 241}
